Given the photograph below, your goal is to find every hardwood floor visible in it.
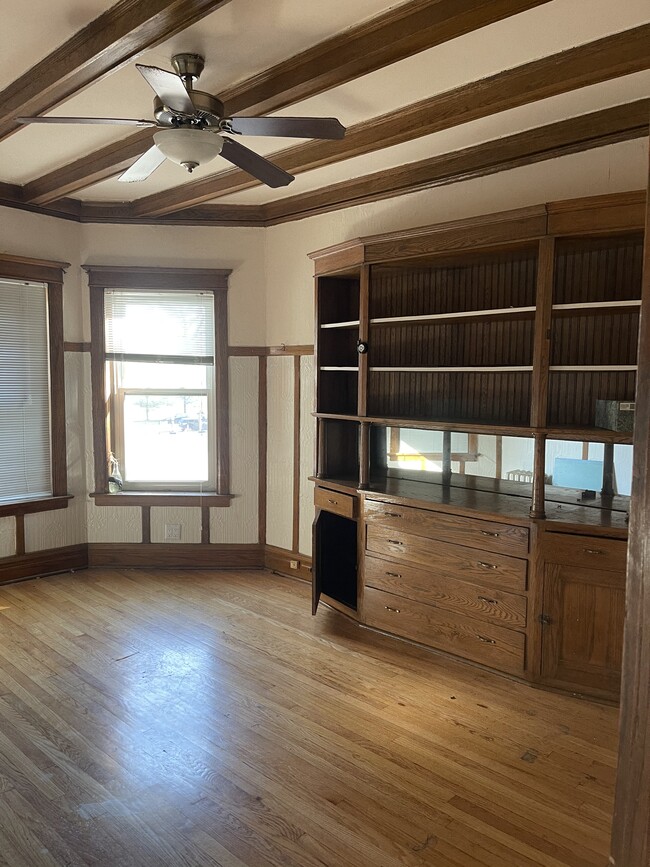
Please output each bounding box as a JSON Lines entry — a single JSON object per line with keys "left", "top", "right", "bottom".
{"left": 0, "top": 568, "right": 617, "bottom": 867}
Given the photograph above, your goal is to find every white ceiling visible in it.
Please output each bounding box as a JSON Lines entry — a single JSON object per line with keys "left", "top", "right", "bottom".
{"left": 1, "top": 0, "right": 648, "bottom": 210}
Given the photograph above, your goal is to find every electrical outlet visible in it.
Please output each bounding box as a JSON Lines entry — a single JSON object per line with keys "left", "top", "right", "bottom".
{"left": 165, "top": 523, "right": 181, "bottom": 541}
{"left": 290, "top": 559, "right": 299, "bottom": 569}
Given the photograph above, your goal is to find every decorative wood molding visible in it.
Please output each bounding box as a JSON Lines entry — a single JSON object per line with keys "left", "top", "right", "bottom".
{"left": 131, "top": 26, "right": 650, "bottom": 216}
{"left": 14, "top": 516, "right": 25, "bottom": 557}
{"left": 0, "top": 496, "right": 72, "bottom": 520}
{"left": 264, "top": 545, "right": 312, "bottom": 583}
{"left": 141, "top": 506, "right": 151, "bottom": 544}
{"left": 269, "top": 344, "right": 315, "bottom": 356}
{"left": 64, "top": 342, "right": 92, "bottom": 353}
{"left": 547, "top": 189, "right": 648, "bottom": 236}
{"left": 20, "top": 0, "right": 555, "bottom": 203}
{"left": 0, "top": 252, "right": 69, "bottom": 282}
{"left": 87, "top": 542, "right": 264, "bottom": 568}
{"left": 0, "top": 0, "right": 234, "bottom": 142}
{"left": 0, "top": 544, "right": 88, "bottom": 584}
{"left": 83, "top": 265, "right": 231, "bottom": 290}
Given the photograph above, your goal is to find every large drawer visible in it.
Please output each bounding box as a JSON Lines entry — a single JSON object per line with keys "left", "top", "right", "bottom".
{"left": 365, "top": 524, "right": 527, "bottom": 592}
{"left": 314, "top": 486, "right": 357, "bottom": 519}
{"left": 364, "top": 499, "right": 529, "bottom": 557}
{"left": 364, "top": 587, "right": 525, "bottom": 676}
{"left": 364, "top": 554, "right": 526, "bottom": 629}
{"left": 541, "top": 532, "right": 627, "bottom": 573}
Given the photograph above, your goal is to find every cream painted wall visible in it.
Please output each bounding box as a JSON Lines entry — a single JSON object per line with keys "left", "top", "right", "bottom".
{"left": 262, "top": 138, "right": 650, "bottom": 558}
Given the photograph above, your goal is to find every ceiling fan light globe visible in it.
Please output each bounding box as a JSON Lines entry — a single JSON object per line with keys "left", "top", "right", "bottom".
{"left": 153, "top": 128, "right": 223, "bottom": 169}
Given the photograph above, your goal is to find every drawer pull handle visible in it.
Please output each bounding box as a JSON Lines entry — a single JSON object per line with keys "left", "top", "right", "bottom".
{"left": 383, "top": 512, "right": 402, "bottom": 518}
{"left": 386, "top": 572, "right": 402, "bottom": 578}
{"left": 478, "top": 595, "right": 498, "bottom": 605}
{"left": 477, "top": 635, "right": 496, "bottom": 644}
{"left": 584, "top": 548, "right": 603, "bottom": 555}
{"left": 477, "top": 561, "right": 497, "bottom": 570}
{"left": 481, "top": 530, "right": 500, "bottom": 538}
{"left": 327, "top": 498, "right": 337, "bottom": 504}
{"left": 387, "top": 539, "right": 404, "bottom": 546}
{"left": 384, "top": 606, "right": 401, "bottom": 613}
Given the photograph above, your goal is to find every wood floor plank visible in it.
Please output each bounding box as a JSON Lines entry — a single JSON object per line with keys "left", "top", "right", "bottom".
{"left": 0, "top": 568, "right": 618, "bottom": 866}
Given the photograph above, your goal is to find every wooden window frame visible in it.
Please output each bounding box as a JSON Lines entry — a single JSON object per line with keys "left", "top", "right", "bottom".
{"left": 85, "top": 265, "right": 232, "bottom": 504}
{"left": 0, "top": 254, "right": 69, "bottom": 516}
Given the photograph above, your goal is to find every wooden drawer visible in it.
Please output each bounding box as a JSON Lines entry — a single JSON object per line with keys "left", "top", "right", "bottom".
{"left": 365, "top": 524, "right": 527, "bottom": 592}
{"left": 314, "top": 486, "right": 357, "bottom": 519}
{"left": 364, "top": 499, "right": 529, "bottom": 557}
{"left": 364, "top": 587, "right": 525, "bottom": 676}
{"left": 541, "top": 532, "right": 627, "bottom": 573}
{"left": 364, "top": 555, "right": 526, "bottom": 629}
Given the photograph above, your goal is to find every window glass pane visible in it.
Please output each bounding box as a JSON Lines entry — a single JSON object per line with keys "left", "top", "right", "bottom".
{"left": 546, "top": 440, "right": 633, "bottom": 497}
{"left": 122, "top": 394, "right": 209, "bottom": 483}
{"left": 0, "top": 279, "right": 51, "bottom": 501}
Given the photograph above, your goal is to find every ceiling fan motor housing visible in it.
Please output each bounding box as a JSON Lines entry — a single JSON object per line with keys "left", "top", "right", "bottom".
{"left": 153, "top": 91, "right": 224, "bottom": 127}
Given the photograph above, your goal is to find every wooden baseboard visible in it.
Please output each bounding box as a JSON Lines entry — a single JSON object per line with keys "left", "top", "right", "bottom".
{"left": 88, "top": 543, "right": 264, "bottom": 568}
{"left": 264, "top": 545, "right": 312, "bottom": 582}
{"left": 0, "top": 544, "right": 88, "bottom": 584}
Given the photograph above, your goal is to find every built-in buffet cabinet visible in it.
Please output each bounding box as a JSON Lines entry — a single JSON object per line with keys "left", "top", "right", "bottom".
{"left": 310, "top": 192, "right": 644, "bottom": 702}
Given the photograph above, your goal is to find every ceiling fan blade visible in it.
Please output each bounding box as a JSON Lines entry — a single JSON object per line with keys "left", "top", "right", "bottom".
{"left": 118, "top": 146, "right": 166, "bottom": 183}
{"left": 136, "top": 65, "right": 195, "bottom": 115}
{"left": 220, "top": 137, "right": 294, "bottom": 188}
{"left": 17, "top": 116, "right": 156, "bottom": 126}
{"left": 227, "top": 116, "right": 345, "bottom": 140}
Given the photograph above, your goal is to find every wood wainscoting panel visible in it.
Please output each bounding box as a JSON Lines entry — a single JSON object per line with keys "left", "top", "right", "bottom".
{"left": 0, "top": 544, "right": 88, "bottom": 584}
{"left": 87, "top": 543, "right": 264, "bottom": 569}
{"left": 265, "top": 544, "right": 312, "bottom": 583}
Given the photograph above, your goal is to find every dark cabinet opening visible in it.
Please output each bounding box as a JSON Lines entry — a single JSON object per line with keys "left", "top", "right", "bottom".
{"left": 313, "top": 510, "right": 357, "bottom": 613}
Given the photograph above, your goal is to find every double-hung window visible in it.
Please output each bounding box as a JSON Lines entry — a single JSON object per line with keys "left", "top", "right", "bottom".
{"left": 87, "top": 267, "right": 231, "bottom": 499}
{"left": 0, "top": 255, "right": 67, "bottom": 508}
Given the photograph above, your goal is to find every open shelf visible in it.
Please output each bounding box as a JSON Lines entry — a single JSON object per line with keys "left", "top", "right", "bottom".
{"left": 370, "top": 366, "right": 533, "bottom": 373}
{"left": 320, "top": 319, "right": 360, "bottom": 329}
{"left": 370, "top": 306, "right": 536, "bottom": 326}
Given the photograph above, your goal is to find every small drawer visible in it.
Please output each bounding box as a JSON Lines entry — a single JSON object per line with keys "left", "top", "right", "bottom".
{"left": 364, "top": 499, "right": 529, "bottom": 557}
{"left": 314, "top": 486, "right": 357, "bottom": 519}
{"left": 365, "top": 525, "right": 527, "bottom": 592}
{"left": 541, "top": 533, "right": 627, "bottom": 572}
{"left": 363, "top": 587, "right": 525, "bottom": 676}
{"left": 364, "top": 555, "right": 527, "bottom": 629}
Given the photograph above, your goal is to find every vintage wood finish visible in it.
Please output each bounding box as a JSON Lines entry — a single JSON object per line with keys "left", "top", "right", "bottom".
{"left": 0, "top": 0, "right": 234, "bottom": 142}
{"left": 357, "top": 265, "right": 370, "bottom": 417}
{"left": 14, "top": 515, "right": 25, "bottom": 557}
{"left": 258, "top": 355, "right": 268, "bottom": 546}
{"left": 540, "top": 532, "right": 628, "bottom": 573}
{"left": 364, "top": 586, "right": 526, "bottom": 676}
{"left": 364, "top": 554, "right": 527, "bottom": 628}
{"left": 263, "top": 100, "right": 650, "bottom": 226}
{"left": 22, "top": 0, "right": 556, "bottom": 204}
{"left": 0, "top": 567, "right": 620, "bottom": 866}
{"left": 264, "top": 544, "right": 312, "bottom": 583}
{"left": 141, "top": 506, "right": 151, "bottom": 545}
{"left": 90, "top": 492, "right": 231, "bottom": 507}
{"left": 364, "top": 499, "right": 530, "bottom": 557}
{"left": 366, "top": 525, "right": 527, "bottom": 593}
{"left": 314, "top": 486, "right": 357, "bottom": 520}
{"left": 47, "top": 280, "right": 67, "bottom": 497}
{"left": 63, "top": 342, "right": 92, "bottom": 353}
{"left": 87, "top": 543, "right": 264, "bottom": 568}
{"left": 0, "top": 497, "right": 72, "bottom": 521}
{"left": 214, "top": 289, "right": 230, "bottom": 496}
{"left": 201, "top": 506, "right": 210, "bottom": 545}
{"left": 610, "top": 153, "right": 650, "bottom": 867}
{"left": 292, "top": 355, "right": 301, "bottom": 554}
{"left": 548, "top": 190, "right": 647, "bottom": 237}
{"left": 0, "top": 544, "right": 87, "bottom": 583}
{"left": 530, "top": 434, "right": 547, "bottom": 520}
{"left": 132, "top": 26, "right": 650, "bottom": 215}
{"left": 540, "top": 562, "right": 625, "bottom": 699}
{"left": 89, "top": 281, "right": 109, "bottom": 495}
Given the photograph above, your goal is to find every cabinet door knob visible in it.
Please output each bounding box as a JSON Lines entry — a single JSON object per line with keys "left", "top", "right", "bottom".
{"left": 327, "top": 498, "right": 337, "bottom": 504}
{"left": 478, "top": 595, "right": 498, "bottom": 605}
{"left": 584, "top": 548, "right": 603, "bottom": 555}
{"left": 481, "top": 530, "right": 500, "bottom": 538}
{"left": 386, "top": 572, "right": 402, "bottom": 578}
{"left": 477, "top": 561, "right": 497, "bottom": 570}
{"left": 477, "top": 635, "right": 496, "bottom": 644}
{"left": 387, "top": 539, "right": 404, "bottom": 546}
{"left": 384, "top": 606, "right": 401, "bottom": 613}
{"left": 383, "top": 512, "right": 402, "bottom": 518}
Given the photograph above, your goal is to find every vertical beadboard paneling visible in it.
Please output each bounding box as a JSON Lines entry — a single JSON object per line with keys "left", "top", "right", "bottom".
{"left": 150, "top": 507, "right": 201, "bottom": 543}
{"left": 211, "top": 357, "right": 259, "bottom": 543}
{"left": 299, "top": 355, "right": 315, "bottom": 557}
{"left": 266, "top": 356, "right": 294, "bottom": 551}
{"left": 26, "top": 351, "right": 88, "bottom": 552}
{"left": 0, "top": 517, "right": 16, "bottom": 558}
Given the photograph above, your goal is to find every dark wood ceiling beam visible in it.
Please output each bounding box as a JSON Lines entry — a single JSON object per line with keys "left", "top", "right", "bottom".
{"left": 0, "top": 0, "right": 234, "bottom": 142}
{"left": 219, "top": 0, "right": 555, "bottom": 116}
{"left": 21, "top": 0, "right": 555, "bottom": 204}
{"left": 23, "top": 130, "right": 155, "bottom": 205}
{"left": 259, "top": 100, "right": 650, "bottom": 225}
{"left": 131, "top": 24, "right": 650, "bottom": 217}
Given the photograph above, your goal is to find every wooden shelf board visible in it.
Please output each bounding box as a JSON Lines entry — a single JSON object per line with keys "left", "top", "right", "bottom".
{"left": 370, "top": 366, "right": 533, "bottom": 373}
{"left": 549, "top": 365, "right": 637, "bottom": 372}
{"left": 369, "top": 306, "right": 536, "bottom": 326}
{"left": 320, "top": 366, "right": 359, "bottom": 372}
{"left": 552, "top": 300, "right": 641, "bottom": 313}
{"left": 320, "top": 319, "right": 360, "bottom": 329}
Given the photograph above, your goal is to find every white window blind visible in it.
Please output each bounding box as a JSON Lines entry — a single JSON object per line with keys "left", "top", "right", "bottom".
{"left": 0, "top": 279, "right": 52, "bottom": 502}
{"left": 105, "top": 290, "right": 215, "bottom": 361}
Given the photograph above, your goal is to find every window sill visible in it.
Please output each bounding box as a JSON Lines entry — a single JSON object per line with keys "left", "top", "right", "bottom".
{"left": 0, "top": 495, "right": 72, "bottom": 519}
{"left": 90, "top": 492, "right": 232, "bottom": 507}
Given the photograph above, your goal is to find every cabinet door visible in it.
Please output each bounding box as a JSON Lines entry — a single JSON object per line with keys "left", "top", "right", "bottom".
{"left": 540, "top": 562, "right": 625, "bottom": 699}
{"left": 312, "top": 510, "right": 358, "bottom": 614}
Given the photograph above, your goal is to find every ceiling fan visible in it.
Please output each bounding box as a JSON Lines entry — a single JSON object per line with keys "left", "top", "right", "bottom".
{"left": 17, "top": 53, "right": 346, "bottom": 188}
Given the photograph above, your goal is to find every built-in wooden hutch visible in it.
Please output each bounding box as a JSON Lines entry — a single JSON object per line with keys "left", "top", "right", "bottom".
{"left": 310, "top": 191, "right": 646, "bottom": 702}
